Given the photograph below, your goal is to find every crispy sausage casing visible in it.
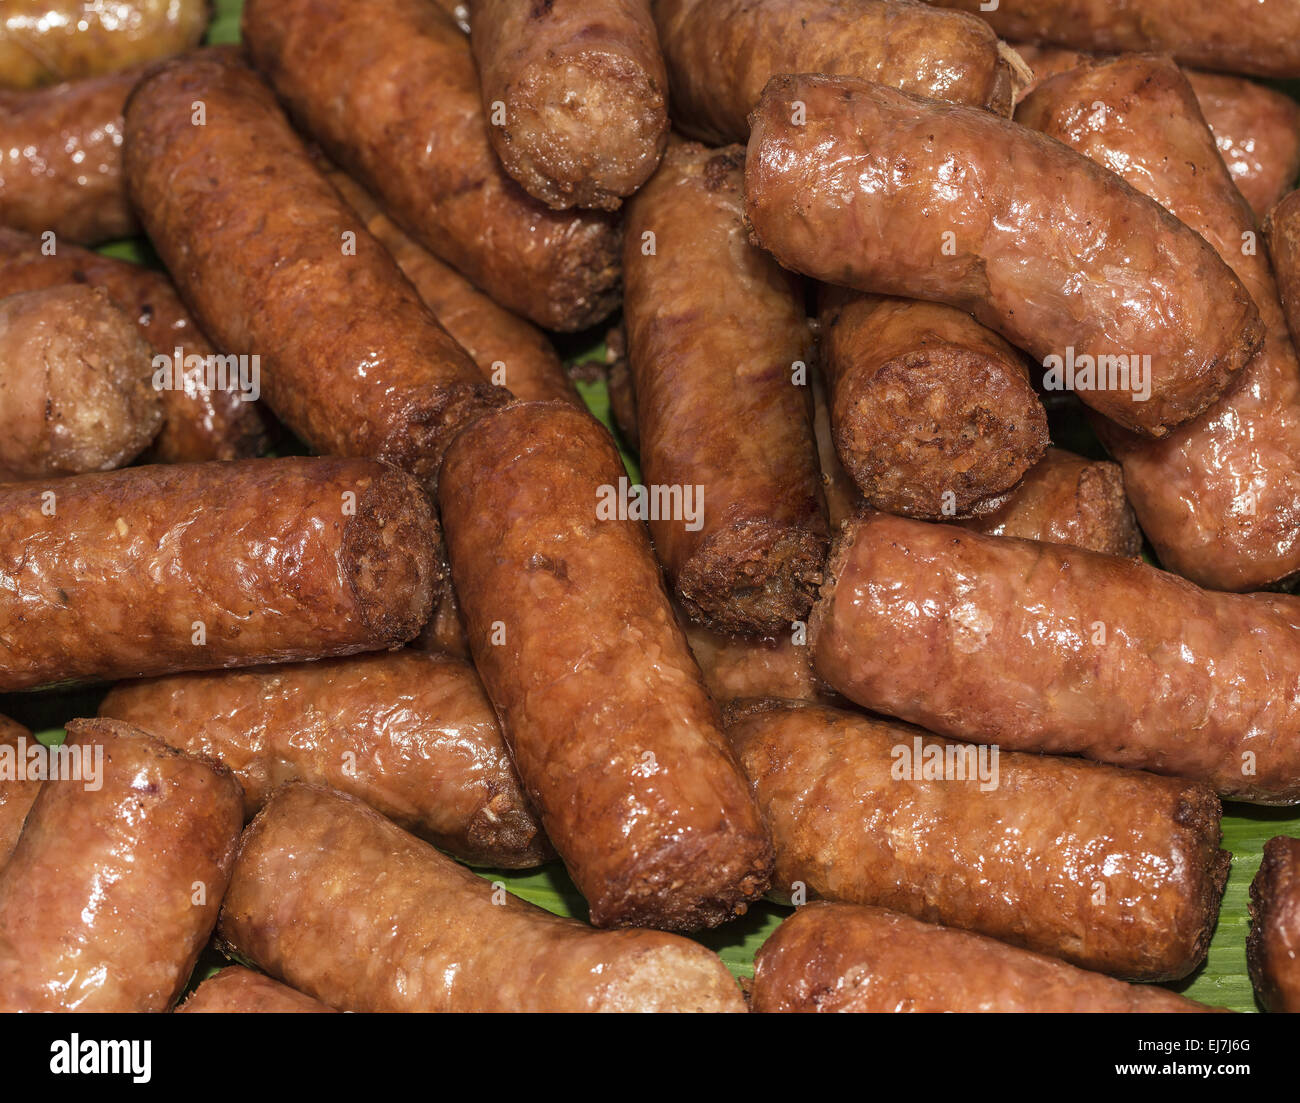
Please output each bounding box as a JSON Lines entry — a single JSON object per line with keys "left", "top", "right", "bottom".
{"left": 820, "top": 291, "right": 1046, "bottom": 518}
{"left": 810, "top": 511, "right": 1300, "bottom": 804}
{"left": 1268, "top": 189, "right": 1300, "bottom": 355}
{"left": 728, "top": 700, "right": 1228, "bottom": 980}
{"left": 468, "top": 0, "right": 668, "bottom": 210}
{"left": 1020, "top": 56, "right": 1300, "bottom": 589}
{"left": 623, "top": 143, "right": 827, "bottom": 634}
{"left": 178, "top": 966, "right": 337, "bottom": 1014}
{"left": 125, "top": 49, "right": 501, "bottom": 489}
{"left": 0, "top": 715, "right": 39, "bottom": 870}
{"left": 242, "top": 0, "right": 620, "bottom": 332}
{"left": 0, "top": 457, "right": 438, "bottom": 692}
{"left": 219, "top": 783, "right": 747, "bottom": 1012}
{"left": 654, "top": 0, "right": 1019, "bottom": 145}
{"left": 99, "top": 651, "right": 551, "bottom": 869}
{"left": 0, "top": 227, "right": 268, "bottom": 463}
{"left": 745, "top": 73, "right": 1263, "bottom": 439}
{"left": 1248, "top": 836, "right": 1300, "bottom": 1012}
{"left": 752, "top": 903, "right": 1220, "bottom": 1013}
{"left": 0, "top": 718, "right": 242, "bottom": 1012}
{"left": 439, "top": 401, "right": 773, "bottom": 930}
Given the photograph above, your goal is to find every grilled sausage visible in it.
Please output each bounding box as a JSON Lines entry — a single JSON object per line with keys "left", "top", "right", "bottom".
{"left": 1248, "top": 836, "right": 1300, "bottom": 1012}
{"left": 177, "top": 966, "right": 337, "bottom": 1013}
{"left": 0, "top": 716, "right": 40, "bottom": 870}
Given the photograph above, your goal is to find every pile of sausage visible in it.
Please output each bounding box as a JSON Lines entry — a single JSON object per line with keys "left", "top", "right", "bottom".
{"left": 2, "top": 0, "right": 1300, "bottom": 1015}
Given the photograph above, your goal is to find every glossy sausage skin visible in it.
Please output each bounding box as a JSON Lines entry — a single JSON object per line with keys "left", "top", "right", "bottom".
{"left": 219, "top": 783, "right": 748, "bottom": 1012}
{"left": 1019, "top": 56, "right": 1300, "bottom": 590}
{"left": 468, "top": 0, "right": 668, "bottom": 210}
{"left": 959, "top": 447, "right": 1142, "bottom": 557}
{"left": 624, "top": 143, "right": 827, "bottom": 634}
{"left": 242, "top": 0, "right": 620, "bottom": 332}
{"left": 1248, "top": 836, "right": 1300, "bottom": 1012}
{"left": 752, "top": 903, "right": 1220, "bottom": 1013}
{"left": 745, "top": 73, "right": 1263, "bottom": 439}
{"left": 810, "top": 511, "right": 1300, "bottom": 804}
{"left": 0, "top": 718, "right": 242, "bottom": 1012}
{"left": 125, "top": 49, "right": 502, "bottom": 491}
{"left": 681, "top": 616, "right": 842, "bottom": 708}
{"left": 1268, "top": 189, "right": 1300, "bottom": 355}
{"left": 324, "top": 167, "right": 581, "bottom": 408}
{"left": 654, "top": 0, "right": 1020, "bottom": 145}
{"left": 0, "top": 0, "right": 210, "bottom": 89}
{"left": 0, "top": 227, "right": 269, "bottom": 464}
{"left": 0, "top": 715, "right": 40, "bottom": 870}
{"left": 0, "top": 285, "right": 160, "bottom": 480}
{"left": 178, "top": 966, "right": 337, "bottom": 1014}
{"left": 820, "top": 290, "right": 1047, "bottom": 518}
{"left": 0, "top": 457, "right": 438, "bottom": 692}
{"left": 0, "top": 67, "right": 143, "bottom": 243}
{"left": 99, "top": 651, "right": 552, "bottom": 869}
{"left": 729, "top": 700, "right": 1228, "bottom": 980}
{"left": 439, "top": 401, "right": 773, "bottom": 930}
{"left": 929, "top": 0, "right": 1300, "bottom": 80}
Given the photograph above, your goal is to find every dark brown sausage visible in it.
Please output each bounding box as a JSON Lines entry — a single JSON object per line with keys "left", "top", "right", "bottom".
{"left": 0, "top": 718, "right": 242, "bottom": 1012}
{"left": 218, "top": 783, "right": 748, "bottom": 1012}
{"left": 0, "top": 227, "right": 269, "bottom": 464}
{"left": 1248, "top": 836, "right": 1300, "bottom": 1012}
{"left": 1267, "top": 189, "right": 1300, "bottom": 354}
{"left": 468, "top": 0, "right": 668, "bottom": 210}
{"left": 819, "top": 290, "right": 1047, "bottom": 518}
{"left": 745, "top": 74, "right": 1263, "bottom": 439}
{"left": 98, "top": 651, "right": 552, "bottom": 869}
{"left": 0, "top": 456, "right": 438, "bottom": 692}
{"left": 0, "top": 715, "right": 40, "bottom": 870}
{"left": 177, "top": 966, "right": 337, "bottom": 1013}
{"left": 241, "top": 0, "right": 620, "bottom": 332}
{"left": 1019, "top": 56, "right": 1300, "bottom": 590}
{"left": 654, "top": 0, "right": 1022, "bottom": 145}
{"left": 623, "top": 143, "right": 827, "bottom": 634}
{"left": 752, "top": 903, "right": 1221, "bottom": 1012}
{"left": 727, "top": 699, "right": 1228, "bottom": 980}
{"left": 439, "top": 401, "right": 773, "bottom": 931}
{"left": 124, "top": 49, "right": 503, "bottom": 491}
{"left": 810, "top": 511, "right": 1300, "bottom": 804}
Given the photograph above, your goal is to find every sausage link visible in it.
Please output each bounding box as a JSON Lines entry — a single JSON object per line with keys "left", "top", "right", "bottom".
{"left": 809, "top": 361, "right": 863, "bottom": 529}
{"left": 0, "top": 715, "right": 39, "bottom": 870}
{"left": 219, "top": 783, "right": 747, "bottom": 1012}
{"left": 810, "top": 511, "right": 1300, "bottom": 804}
{"left": 0, "top": 457, "right": 438, "bottom": 692}
{"left": 680, "top": 615, "right": 842, "bottom": 708}
{"left": 1019, "top": 55, "right": 1300, "bottom": 589}
{"left": 468, "top": 0, "right": 668, "bottom": 210}
{"left": 98, "top": 651, "right": 552, "bottom": 869}
{"left": 624, "top": 143, "right": 827, "bottom": 634}
{"left": 745, "top": 74, "right": 1262, "bottom": 439}
{"left": 439, "top": 401, "right": 773, "bottom": 930}
{"left": 727, "top": 700, "right": 1228, "bottom": 980}
{"left": 0, "top": 718, "right": 242, "bottom": 1012}
{"left": 752, "top": 903, "right": 1221, "bottom": 1012}
{"left": 1267, "top": 189, "right": 1300, "bottom": 354}
{"left": 1248, "top": 836, "right": 1300, "bottom": 1012}
{"left": 241, "top": 0, "right": 620, "bottom": 332}
{"left": 178, "top": 966, "right": 337, "bottom": 1014}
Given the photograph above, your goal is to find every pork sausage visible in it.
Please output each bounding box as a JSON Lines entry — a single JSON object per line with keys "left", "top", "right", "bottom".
{"left": 1248, "top": 836, "right": 1300, "bottom": 1013}
{"left": 177, "top": 966, "right": 337, "bottom": 1014}
{"left": 681, "top": 616, "right": 842, "bottom": 708}
{"left": 0, "top": 715, "right": 39, "bottom": 870}
{"left": 1267, "top": 188, "right": 1300, "bottom": 354}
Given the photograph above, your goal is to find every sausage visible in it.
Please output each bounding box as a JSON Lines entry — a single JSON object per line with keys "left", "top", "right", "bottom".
{"left": 653, "top": 0, "right": 1022, "bottom": 145}
{"left": 0, "top": 227, "right": 269, "bottom": 463}
{"left": 927, "top": 0, "right": 1300, "bottom": 80}
{"left": 467, "top": 0, "right": 668, "bottom": 210}
{"left": 1019, "top": 55, "right": 1300, "bottom": 590}
{"left": 0, "top": 715, "right": 40, "bottom": 870}
{"left": 745, "top": 74, "right": 1263, "bottom": 439}
{"left": 218, "top": 783, "right": 748, "bottom": 1012}
{"left": 0, "top": 66, "right": 143, "bottom": 244}
{"left": 727, "top": 699, "right": 1229, "bottom": 980}
{"left": 1248, "top": 836, "right": 1300, "bottom": 1012}
{"left": 1267, "top": 189, "right": 1300, "bottom": 354}
{"left": 438, "top": 401, "right": 773, "bottom": 930}
{"left": 177, "top": 966, "right": 337, "bottom": 1014}
{"left": 809, "top": 361, "right": 863, "bottom": 529}
{"left": 323, "top": 167, "right": 581, "bottom": 408}
{"left": 819, "top": 289, "right": 1047, "bottom": 519}
{"left": 241, "top": 0, "right": 620, "bottom": 333}
{"left": 751, "top": 903, "right": 1221, "bottom": 1013}
{"left": 124, "top": 49, "right": 503, "bottom": 491}
{"left": 0, "top": 456, "right": 438, "bottom": 692}
{"left": 0, "top": 0, "right": 210, "bottom": 89}
{"left": 681, "top": 616, "right": 842, "bottom": 708}
{"left": 0, "top": 718, "right": 242, "bottom": 1012}
{"left": 958, "top": 447, "right": 1142, "bottom": 557}
{"left": 0, "top": 284, "right": 161, "bottom": 480}
{"left": 98, "top": 651, "right": 552, "bottom": 869}
{"left": 624, "top": 143, "right": 827, "bottom": 634}
{"left": 809, "top": 511, "right": 1300, "bottom": 804}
